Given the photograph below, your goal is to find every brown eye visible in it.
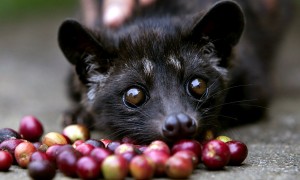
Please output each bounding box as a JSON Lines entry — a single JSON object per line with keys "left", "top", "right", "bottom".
{"left": 123, "top": 87, "right": 148, "bottom": 108}
{"left": 187, "top": 78, "right": 207, "bottom": 99}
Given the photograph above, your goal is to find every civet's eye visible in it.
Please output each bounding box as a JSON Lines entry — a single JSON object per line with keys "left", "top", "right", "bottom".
{"left": 123, "top": 86, "right": 149, "bottom": 108}
{"left": 187, "top": 78, "right": 207, "bottom": 99}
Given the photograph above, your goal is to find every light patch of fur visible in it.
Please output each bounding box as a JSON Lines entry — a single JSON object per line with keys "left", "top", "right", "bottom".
{"left": 200, "top": 42, "right": 228, "bottom": 79}
{"left": 84, "top": 54, "right": 114, "bottom": 104}
{"left": 142, "top": 58, "right": 154, "bottom": 76}
{"left": 210, "top": 57, "right": 229, "bottom": 80}
{"left": 167, "top": 55, "right": 182, "bottom": 70}
{"left": 87, "top": 71, "right": 113, "bottom": 103}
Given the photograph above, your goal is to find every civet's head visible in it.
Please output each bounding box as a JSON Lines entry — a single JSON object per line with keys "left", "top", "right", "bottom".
{"left": 58, "top": 1, "right": 244, "bottom": 143}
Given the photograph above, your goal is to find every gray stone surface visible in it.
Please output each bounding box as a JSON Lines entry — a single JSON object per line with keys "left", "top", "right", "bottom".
{"left": 0, "top": 4, "right": 299, "bottom": 180}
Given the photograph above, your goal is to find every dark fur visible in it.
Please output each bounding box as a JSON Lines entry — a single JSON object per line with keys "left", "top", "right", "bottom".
{"left": 58, "top": 0, "right": 293, "bottom": 143}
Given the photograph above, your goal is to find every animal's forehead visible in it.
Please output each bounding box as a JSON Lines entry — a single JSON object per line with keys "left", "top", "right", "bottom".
{"left": 134, "top": 55, "right": 184, "bottom": 78}
{"left": 117, "top": 27, "right": 182, "bottom": 56}
{"left": 119, "top": 51, "right": 208, "bottom": 82}
{"left": 114, "top": 30, "right": 217, "bottom": 81}
{"left": 142, "top": 55, "right": 184, "bottom": 74}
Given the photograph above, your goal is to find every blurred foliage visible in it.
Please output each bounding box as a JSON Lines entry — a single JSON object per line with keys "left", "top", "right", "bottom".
{"left": 0, "top": 0, "right": 77, "bottom": 21}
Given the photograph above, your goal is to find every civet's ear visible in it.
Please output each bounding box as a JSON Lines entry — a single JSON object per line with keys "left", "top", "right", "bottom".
{"left": 58, "top": 19, "right": 106, "bottom": 65}
{"left": 190, "top": 1, "right": 244, "bottom": 52}
{"left": 58, "top": 20, "right": 112, "bottom": 84}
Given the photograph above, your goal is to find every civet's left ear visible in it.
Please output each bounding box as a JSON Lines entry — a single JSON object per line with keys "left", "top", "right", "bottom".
{"left": 58, "top": 19, "right": 114, "bottom": 85}
{"left": 189, "top": 1, "right": 245, "bottom": 56}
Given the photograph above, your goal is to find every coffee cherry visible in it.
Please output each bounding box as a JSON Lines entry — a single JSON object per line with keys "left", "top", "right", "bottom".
{"left": 0, "top": 128, "right": 21, "bottom": 143}
{"left": 122, "top": 152, "right": 138, "bottom": 163}
{"left": 173, "top": 150, "right": 199, "bottom": 168}
{"left": 165, "top": 155, "right": 193, "bottom": 178}
{"left": 114, "top": 143, "right": 136, "bottom": 154}
{"left": 144, "top": 150, "right": 170, "bottom": 176}
{"left": 14, "top": 141, "right": 37, "bottom": 168}
{"left": 144, "top": 140, "right": 170, "bottom": 155}
{"left": 72, "top": 139, "right": 84, "bottom": 148}
{"left": 75, "top": 143, "right": 94, "bottom": 156}
{"left": 204, "top": 130, "right": 215, "bottom": 141}
{"left": 129, "top": 155, "right": 155, "bottom": 179}
{"left": 45, "top": 144, "right": 62, "bottom": 163}
{"left": 76, "top": 156, "right": 101, "bottom": 179}
{"left": 28, "top": 160, "right": 56, "bottom": 180}
{"left": 56, "top": 144, "right": 75, "bottom": 155}
{"left": 42, "top": 132, "right": 69, "bottom": 147}
{"left": 101, "top": 155, "right": 129, "bottom": 180}
{"left": 89, "top": 147, "right": 112, "bottom": 166}
{"left": 107, "top": 141, "right": 121, "bottom": 152}
{"left": 114, "top": 143, "right": 138, "bottom": 162}
{"left": 85, "top": 139, "right": 105, "bottom": 148}
{"left": 62, "top": 124, "right": 90, "bottom": 143}
{"left": 172, "top": 139, "right": 202, "bottom": 158}
{"left": 19, "top": 116, "right": 44, "bottom": 142}
{"left": 202, "top": 140, "right": 230, "bottom": 170}
{"left": 0, "top": 139, "right": 24, "bottom": 162}
{"left": 227, "top": 140, "right": 248, "bottom": 165}
{"left": 216, "top": 135, "right": 232, "bottom": 143}
{"left": 30, "top": 151, "right": 50, "bottom": 162}
{"left": 100, "top": 139, "right": 112, "bottom": 148}
{"left": 0, "top": 150, "right": 13, "bottom": 171}
{"left": 56, "top": 149, "right": 82, "bottom": 177}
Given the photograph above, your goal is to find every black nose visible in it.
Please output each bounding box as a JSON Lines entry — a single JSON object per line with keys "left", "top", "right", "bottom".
{"left": 162, "top": 113, "right": 197, "bottom": 140}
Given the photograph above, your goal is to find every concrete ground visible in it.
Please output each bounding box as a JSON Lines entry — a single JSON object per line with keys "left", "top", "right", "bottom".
{"left": 0, "top": 3, "right": 299, "bottom": 180}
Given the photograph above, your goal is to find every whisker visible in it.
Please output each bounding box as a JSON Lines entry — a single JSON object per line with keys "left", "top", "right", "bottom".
{"left": 209, "top": 84, "right": 257, "bottom": 99}
{"left": 127, "top": 105, "right": 152, "bottom": 119}
{"left": 202, "top": 114, "right": 238, "bottom": 122}
{"left": 196, "top": 99, "right": 259, "bottom": 115}
{"left": 194, "top": 74, "right": 224, "bottom": 111}
{"left": 197, "top": 83, "right": 258, "bottom": 112}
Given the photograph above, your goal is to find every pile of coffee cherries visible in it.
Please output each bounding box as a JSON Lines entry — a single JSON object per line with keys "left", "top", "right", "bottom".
{"left": 0, "top": 115, "right": 248, "bottom": 179}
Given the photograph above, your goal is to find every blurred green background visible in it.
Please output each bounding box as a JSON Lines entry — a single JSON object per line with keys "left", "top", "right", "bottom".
{"left": 0, "top": 0, "right": 76, "bottom": 22}
{"left": 2, "top": 0, "right": 299, "bottom": 15}
{"left": 0, "top": 0, "right": 299, "bottom": 21}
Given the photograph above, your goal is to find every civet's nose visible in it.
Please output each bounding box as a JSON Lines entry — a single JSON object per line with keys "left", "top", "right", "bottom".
{"left": 162, "top": 113, "right": 197, "bottom": 140}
